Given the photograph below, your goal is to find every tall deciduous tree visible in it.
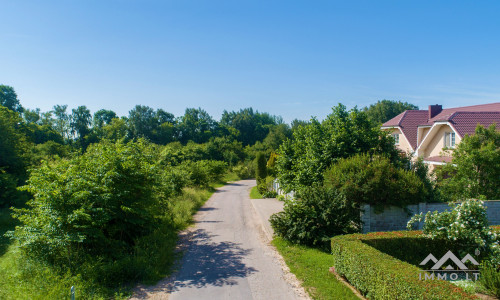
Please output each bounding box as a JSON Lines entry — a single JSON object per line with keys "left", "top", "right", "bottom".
{"left": 93, "top": 109, "right": 117, "bottom": 128}
{"left": 53, "top": 104, "right": 70, "bottom": 140}
{"left": 0, "top": 85, "right": 23, "bottom": 112}
{"left": 177, "top": 108, "right": 217, "bottom": 144}
{"left": 70, "top": 106, "right": 92, "bottom": 148}
{"left": 363, "top": 100, "right": 418, "bottom": 125}
{"left": 436, "top": 124, "right": 500, "bottom": 200}
{"left": 276, "top": 104, "right": 401, "bottom": 192}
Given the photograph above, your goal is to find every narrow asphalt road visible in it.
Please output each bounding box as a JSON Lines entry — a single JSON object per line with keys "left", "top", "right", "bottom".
{"left": 132, "top": 179, "right": 307, "bottom": 300}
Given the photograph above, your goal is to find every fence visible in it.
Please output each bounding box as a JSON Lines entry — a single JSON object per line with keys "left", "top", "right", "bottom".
{"left": 360, "top": 200, "right": 500, "bottom": 233}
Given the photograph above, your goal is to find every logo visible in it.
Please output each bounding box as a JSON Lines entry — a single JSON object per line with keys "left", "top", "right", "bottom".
{"left": 419, "top": 250, "right": 480, "bottom": 281}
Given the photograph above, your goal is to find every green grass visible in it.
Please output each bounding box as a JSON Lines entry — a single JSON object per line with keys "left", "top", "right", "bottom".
{"left": 272, "top": 237, "right": 359, "bottom": 300}
{"left": 249, "top": 186, "right": 262, "bottom": 199}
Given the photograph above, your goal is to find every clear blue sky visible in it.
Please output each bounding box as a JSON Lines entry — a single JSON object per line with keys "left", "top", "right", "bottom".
{"left": 2, "top": 1, "right": 500, "bottom": 123}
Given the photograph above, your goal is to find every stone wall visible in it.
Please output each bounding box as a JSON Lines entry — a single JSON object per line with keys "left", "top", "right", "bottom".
{"left": 361, "top": 200, "right": 500, "bottom": 233}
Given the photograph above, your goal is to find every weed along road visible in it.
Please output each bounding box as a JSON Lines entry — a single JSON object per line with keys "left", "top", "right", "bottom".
{"left": 132, "top": 180, "right": 307, "bottom": 300}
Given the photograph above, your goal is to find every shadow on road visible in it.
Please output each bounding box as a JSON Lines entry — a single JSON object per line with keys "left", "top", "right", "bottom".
{"left": 171, "top": 228, "right": 257, "bottom": 290}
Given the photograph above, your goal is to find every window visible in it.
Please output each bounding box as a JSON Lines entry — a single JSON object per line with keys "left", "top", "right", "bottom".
{"left": 444, "top": 132, "right": 456, "bottom": 148}
{"left": 392, "top": 133, "right": 399, "bottom": 145}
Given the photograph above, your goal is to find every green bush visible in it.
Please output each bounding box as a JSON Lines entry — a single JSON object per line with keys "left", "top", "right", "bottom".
{"left": 324, "top": 153, "right": 428, "bottom": 209}
{"left": 232, "top": 161, "right": 255, "bottom": 179}
{"left": 480, "top": 262, "right": 500, "bottom": 298}
{"left": 255, "top": 152, "right": 267, "bottom": 185}
{"left": 270, "top": 186, "right": 360, "bottom": 247}
{"left": 180, "top": 160, "right": 228, "bottom": 187}
{"left": 8, "top": 140, "right": 167, "bottom": 267}
{"left": 331, "top": 232, "right": 476, "bottom": 300}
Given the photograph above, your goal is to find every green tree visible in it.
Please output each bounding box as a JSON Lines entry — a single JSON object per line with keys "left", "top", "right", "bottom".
{"left": 177, "top": 108, "right": 217, "bottom": 144}
{"left": 255, "top": 152, "right": 267, "bottom": 185}
{"left": 362, "top": 100, "right": 418, "bottom": 125}
{"left": 0, "top": 106, "right": 29, "bottom": 206}
{"left": 70, "top": 106, "right": 92, "bottom": 149}
{"left": 93, "top": 109, "right": 117, "bottom": 128}
{"left": 220, "top": 108, "right": 279, "bottom": 146}
{"left": 0, "top": 85, "right": 23, "bottom": 112}
{"left": 52, "top": 104, "right": 70, "bottom": 140}
{"left": 276, "top": 104, "right": 401, "bottom": 192}
{"left": 324, "top": 154, "right": 428, "bottom": 208}
{"left": 436, "top": 124, "right": 500, "bottom": 200}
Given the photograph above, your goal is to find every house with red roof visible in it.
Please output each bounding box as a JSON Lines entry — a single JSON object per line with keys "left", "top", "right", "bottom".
{"left": 381, "top": 102, "right": 500, "bottom": 169}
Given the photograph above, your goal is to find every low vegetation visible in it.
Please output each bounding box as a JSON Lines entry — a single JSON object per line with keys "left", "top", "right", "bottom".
{"left": 272, "top": 237, "right": 358, "bottom": 300}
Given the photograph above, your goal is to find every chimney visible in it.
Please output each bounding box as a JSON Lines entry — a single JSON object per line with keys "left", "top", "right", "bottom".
{"left": 429, "top": 104, "right": 442, "bottom": 119}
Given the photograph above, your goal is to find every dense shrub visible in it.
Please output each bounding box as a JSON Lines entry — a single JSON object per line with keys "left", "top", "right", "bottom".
{"left": 180, "top": 160, "right": 228, "bottom": 187}
{"left": 8, "top": 140, "right": 170, "bottom": 267}
{"left": 255, "top": 152, "right": 267, "bottom": 185}
{"left": 232, "top": 161, "right": 255, "bottom": 179}
{"left": 408, "top": 199, "right": 500, "bottom": 265}
{"left": 270, "top": 186, "right": 360, "bottom": 247}
{"left": 435, "top": 124, "right": 500, "bottom": 201}
{"left": 480, "top": 262, "right": 500, "bottom": 298}
{"left": 331, "top": 232, "right": 476, "bottom": 300}
{"left": 324, "top": 154, "right": 428, "bottom": 209}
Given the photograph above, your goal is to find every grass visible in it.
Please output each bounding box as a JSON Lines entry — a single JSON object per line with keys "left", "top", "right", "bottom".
{"left": 249, "top": 186, "right": 262, "bottom": 199}
{"left": 272, "top": 237, "right": 359, "bottom": 300}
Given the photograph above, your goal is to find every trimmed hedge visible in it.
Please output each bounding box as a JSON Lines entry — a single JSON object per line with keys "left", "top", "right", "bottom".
{"left": 331, "top": 231, "right": 477, "bottom": 300}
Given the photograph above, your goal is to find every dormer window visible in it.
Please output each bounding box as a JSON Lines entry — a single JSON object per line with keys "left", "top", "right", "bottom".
{"left": 392, "top": 133, "right": 400, "bottom": 145}
{"left": 444, "top": 132, "right": 456, "bottom": 148}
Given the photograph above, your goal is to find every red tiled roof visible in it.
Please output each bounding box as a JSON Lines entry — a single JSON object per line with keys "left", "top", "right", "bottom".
{"left": 424, "top": 156, "right": 453, "bottom": 163}
{"left": 381, "top": 110, "right": 428, "bottom": 150}
{"left": 429, "top": 102, "right": 500, "bottom": 123}
{"left": 382, "top": 102, "right": 500, "bottom": 149}
{"left": 449, "top": 112, "right": 500, "bottom": 137}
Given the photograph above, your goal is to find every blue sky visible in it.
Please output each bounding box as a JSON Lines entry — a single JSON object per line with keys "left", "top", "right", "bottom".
{"left": 1, "top": 1, "right": 500, "bottom": 123}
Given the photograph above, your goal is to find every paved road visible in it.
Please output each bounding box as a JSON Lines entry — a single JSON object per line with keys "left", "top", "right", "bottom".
{"left": 132, "top": 180, "right": 307, "bottom": 300}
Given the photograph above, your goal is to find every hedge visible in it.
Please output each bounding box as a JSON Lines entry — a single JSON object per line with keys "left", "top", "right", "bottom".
{"left": 331, "top": 231, "right": 477, "bottom": 300}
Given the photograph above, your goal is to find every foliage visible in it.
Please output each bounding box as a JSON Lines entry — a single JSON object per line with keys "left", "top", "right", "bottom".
{"left": 70, "top": 105, "right": 93, "bottom": 149}
{"left": 270, "top": 186, "right": 360, "bottom": 247}
{"left": 480, "top": 262, "right": 500, "bottom": 298}
{"left": 324, "top": 154, "right": 428, "bottom": 208}
{"left": 272, "top": 237, "right": 359, "bottom": 300}
{"left": 407, "top": 199, "right": 500, "bottom": 264}
{"left": 436, "top": 124, "right": 500, "bottom": 201}
{"left": 0, "top": 85, "right": 23, "bottom": 112}
{"left": 179, "top": 160, "right": 228, "bottom": 187}
{"left": 276, "top": 104, "right": 401, "bottom": 192}
{"left": 220, "top": 107, "right": 281, "bottom": 146}
{"left": 0, "top": 106, "right": 30, "bottom": 207}
{"left": 177, "top": 107, "right": 218, "bottom": 144}
{"left": 362, "top": 99, "right": 418, "bottom": 125}
{"left": 8, "top": 140, "right": 168, "bottom": 267}
{"left": 331, "top": 232, "right": 475, "bottom": 300}
{"left": 255, "top": 152, "right": 267, "bottom": 185}
{"left": 231, "top": 161, "right": 255, "bottom": 179}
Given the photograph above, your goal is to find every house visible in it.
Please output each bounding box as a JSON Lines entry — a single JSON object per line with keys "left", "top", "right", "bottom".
{"left": 381, "top": 102, "right": 500, "bottom": 170}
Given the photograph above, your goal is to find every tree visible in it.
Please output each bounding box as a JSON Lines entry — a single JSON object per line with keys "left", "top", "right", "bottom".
{"left": 93, "top": 109, "right": 117, "bottom": 128}
{"left": 0, "top": 85, "right": 23, "bottom": 112}
{"left": 362, "top": 100, "right": 418, "bottom": 125}
{"left": 0, "top": 106, "right": 29, "bottom": 207}
{"left": 220, "top": 108, "right": 279, "bottom": 146}
{"left": 436, "top": 124, "right": 500, "bottom": 200}
{"left": 255, "top": 152, "right": 267, "bottom": 185}
{"left": 23, "top": 108, "right": 41, "bottom": 124}
{"left": 70, "top": 106, "right": 92, "bottom": 148}
{"left": 52, "top": 104, "right": 70, "bottom": 140}
{"left": 276, "top": 104, "right": 401, "bottom": 192}
{"left": 177, "top": 108, "right": 218, "bottom": 144}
